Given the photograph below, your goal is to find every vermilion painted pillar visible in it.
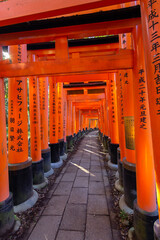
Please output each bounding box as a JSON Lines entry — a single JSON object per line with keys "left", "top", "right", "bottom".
{"left": 29, "top": 55, "right": 47, "bottom": 189}
{"left": 39, "top": 76, "right": 53, "bottom": 177}
{"left": 102, "top": 97, "right": 108, "bottom": 150}
{"left": 107, "top": 73, "right": 119, "bottom": 168}
{"left": 104, "top": 85, "right": 111, "bottom": 152}
{"left": 72, "top": 104, "right": 77, "bottom": 144}
{"left": 87, "top": 117, "right": 89, "bottom": 130}
{"left": 0, "top": 47, "right": 15, "bottom": 236}
{"left": 57, "top": 82, "right": 65, "bottom": 157}
{"left": 76, "top": 109, "right": 80, "bottom": 134}
{"left": 8, "top": 45, "right": 38, "bottom": 212}
{"left": 55, "top": 37, "right": 68, "bottom": 155}
{"left": 132, "top": 24, "right": 158, "bottom": 240}
{"left": 49, "top": 78, "right": 62, "bottom": 168}
{"left": 140, "top": 1, "right": 160, "bottom": 238}
{"left": 119, "top": 32, "right": 137, "bottom": 212}
{"left": 66, "top": 99, "right": 73, "bottom": 150}
{"left": 115, "top": 71, "right": 126, "bottom": 190}
{"left": 62, "top": 88, "right": 67, "bottom": 156}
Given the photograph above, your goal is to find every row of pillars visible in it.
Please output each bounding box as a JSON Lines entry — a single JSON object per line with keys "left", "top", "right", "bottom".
{"left": 0, "top": 42, "right": 97, "bottom": 236}
{"left": 99, "top": 1, "right": 160, "bottom": 239}
{"left": 1, "top": 1, "right": 160, "bottom": 239}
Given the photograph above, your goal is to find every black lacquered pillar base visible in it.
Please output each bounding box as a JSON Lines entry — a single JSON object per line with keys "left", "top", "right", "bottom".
{"left": 78, "top": 130, "right": 82, "bottom": 138}
{"left": 114, "top": 147, "right": 124, "bottom": 192}
{"left": 49, "top": 143, "right": 60, "bottom": 163}
{"left": 66, "top": 135, "right": 73, "bottom": 151}
{"left": 123, "top": 157, "right": 137, "bottom": 209}
{"left": 0, "top": 193, "right": 15, "bottom": 237}
{"left": 133, "top": 201, "right": 158, "bottom": 240}
{"left": 9, "top": 158, "right": 38, "bottom": 213}
{"left": 73, "top": 133, "right": 77, "bottom": 144}
{"left": 117, "top": 148, "right": 123, "bottom": 187}
{"left": 64, "top": 141, "right": 67, "bottom": 153}
{"left": 103, "top": 135, "right": 109, "bottom": 151}
{"left": 49, "top": 143, "right": 63, "bottom": 168}
{"left": 109, "top": 142, "right": 119, "bottom": 165}
{"left": 59, "top": 139, "right": 65, "bottom": 156}
{"left": 32, "top": 158, "right": 48, "bottom": 189}
{"left": 41, "top": 147, "right": 53, "bottom": 177}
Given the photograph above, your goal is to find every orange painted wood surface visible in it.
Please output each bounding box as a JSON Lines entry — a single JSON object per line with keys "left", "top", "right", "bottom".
{"left": 0, "top": 50, "right": 133, "bottom": 78}
{"left": 49, "top": 78, "right": 58, "bottom": 144}
{"left": 0, "top": 47, "right": 9, "bottom": 202}
{"left": 133, "top": 25, "right": 156, "bottom": 212}
{"left": 107, "top": 73, "right": 119, "bottom": 144}
{"left": 0, "top": 18, "right": 140, "bottom": 46}
{"left": 39, "top": 77, "right": 49, "bottom": 150}
{"left": 8, "top": 45, "right": 28, "bottom": 164}
{"left": 140, "top": 0, "right": 160, "bottom": 217}
{"left": 116, "top": 71, "right": 126, "bottom": 161}
{"left": 57, "top": 82, "right": 64, "bottom": 140}
{"left": 0, "top": 0, "right": 133, "bottom": 27}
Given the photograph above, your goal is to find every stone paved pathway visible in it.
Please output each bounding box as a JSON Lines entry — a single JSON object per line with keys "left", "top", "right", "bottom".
{"left": 27, "top": 131, "right": 121, "bottom": 240}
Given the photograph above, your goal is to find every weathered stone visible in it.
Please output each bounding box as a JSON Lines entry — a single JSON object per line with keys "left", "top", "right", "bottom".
{"left": 87, "top": 194, "right": 108, "bottom": 215}
{"left": 54, "top": 182, "right": 73, "bottom": 195}
{"left": 74, "top": 176, "right": 89, "bottom": 188}
{"left": 28, "top": 216, "right": 61, "bottom": 240}
{"left": 60, "top": 204, "right": 86, "bottom": 231}
{"left": 85, "top": 215, "right": 113, "bottom": 240}
{"left": 69, "top": 188, "right": 88, "bottom": 204}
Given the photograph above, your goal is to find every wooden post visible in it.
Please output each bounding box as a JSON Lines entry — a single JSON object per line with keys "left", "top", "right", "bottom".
{"left": 140, "top": 0, "right": 160, "bottom": 237}
{"left": 49, "top": 78, "right": 62, "bottom": 168}
{"left": 29, "top": 54, "right": 47, "bottom": 188}
{"left": 8, "top": 45, "right": 38, "bottom": 211}
{"left": 39, "top": 76, "right": 53, "bottom": 177}
{"left": 0, "top": 46, "right": 15, "bottom": 236}
{"left": 132, "top": 24, "right": 158, "bottom": 240}
{"left": 107, "top": 73, "right": 119, "bottom": 167}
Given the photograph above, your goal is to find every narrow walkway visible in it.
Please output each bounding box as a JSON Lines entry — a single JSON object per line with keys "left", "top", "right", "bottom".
{"left": 27, "top": 131, "right": 121, "bottom": 240}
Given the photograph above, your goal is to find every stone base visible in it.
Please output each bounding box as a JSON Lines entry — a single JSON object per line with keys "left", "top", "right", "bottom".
{"left": 115, "top": 179, "right": 124, "bottom": 192}
{"left": 51, "top": 158, "right": 63, "bottom": 169}
{"left": 115, "top": 171, "right": 119, "bottom": 178}
{"left": 14, "top": 190, "right": 38, "bottom": 213}
{"left": 119, "top": 194, "right": 133, "bottom": 215}
{"left": 108, "top": 160, "right": 118, "bottom": 171}
{"left": 33, "top": 177, "right": 48, "bottom": 190}
{"left": 61, "top": 153, "right": 68, "bottom": 161}
{"left": 0, "top": 193, "right": 15, "bottom": 237}
{"left": 128, "top": 227, "right": 136, "bottom": 240}
{"left": 12, "top": 217, "right": 21, "bottom": 234}
{"left": 134, "top": 201, "right": 158, "bottom": 240}
{"left": 154, "top": 219, "right": 160, "bottom": 240}
{"left": 44, "top": 168, "right": 54, "bottom": 178}
{"left": 106, "top": 153, "right": 110, "bottom": 161}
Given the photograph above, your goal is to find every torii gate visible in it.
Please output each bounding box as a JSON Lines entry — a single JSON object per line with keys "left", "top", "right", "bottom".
{"left": 0, "top": 1, "right": 160, "bottom": 240}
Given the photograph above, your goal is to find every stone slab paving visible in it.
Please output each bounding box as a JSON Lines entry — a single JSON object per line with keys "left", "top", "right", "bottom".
{"left": 27, "top": 131, "right": 121, "bottom": 240}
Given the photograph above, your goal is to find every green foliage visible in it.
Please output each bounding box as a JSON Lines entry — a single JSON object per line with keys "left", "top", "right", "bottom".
{"left": 119, "top": 210, "right": 128, "bottom": 221}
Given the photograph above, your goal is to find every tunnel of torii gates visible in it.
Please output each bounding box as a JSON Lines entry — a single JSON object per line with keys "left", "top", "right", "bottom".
{"left": 0, "top": 0, "right": 160, "bottom": 239}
